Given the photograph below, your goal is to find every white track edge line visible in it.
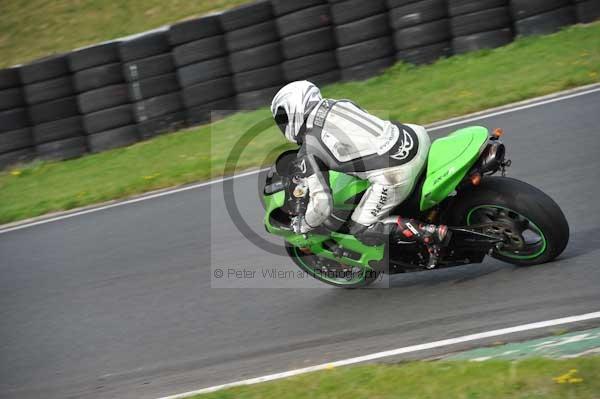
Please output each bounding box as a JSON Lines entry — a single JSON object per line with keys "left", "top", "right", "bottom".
{"left": 429, "top": 86, "right": 600, "bottom": 131}
{"left": 2, "top": 85, "right": 599, "bottom": 235}
{"left": 158, "top": 310, "right": 600, "bottom": 399}
{"left": 0, "top": 169, "right": 267, "bottom": 234}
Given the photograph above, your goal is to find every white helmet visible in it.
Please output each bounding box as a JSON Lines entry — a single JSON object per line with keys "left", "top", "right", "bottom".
{"left": 271, "top": 81, "right": 323, "bottom": 144}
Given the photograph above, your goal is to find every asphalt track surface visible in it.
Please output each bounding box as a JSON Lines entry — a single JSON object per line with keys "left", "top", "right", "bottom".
{"left": 1, "top": 88, "right": 600, "bottom": 399}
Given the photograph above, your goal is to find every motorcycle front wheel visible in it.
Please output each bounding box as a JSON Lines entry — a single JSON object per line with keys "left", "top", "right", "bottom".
{"left": 285, "top": 243, "right": 381, "bottom": 288}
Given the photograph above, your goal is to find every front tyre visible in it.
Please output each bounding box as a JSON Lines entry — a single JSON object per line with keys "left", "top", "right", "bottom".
{"left": 285, "top": 243, "right": 380, "bottom": 288}
{"left": 448, "top": 177, "right": 569, "bottom": 266}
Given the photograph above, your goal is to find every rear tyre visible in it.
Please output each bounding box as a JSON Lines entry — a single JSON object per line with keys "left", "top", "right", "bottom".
{"left": 448, "top": 177, "right": 569, "bottom": 266}
{"left": 285, "top": 243, "right": 379, "bottom": 288}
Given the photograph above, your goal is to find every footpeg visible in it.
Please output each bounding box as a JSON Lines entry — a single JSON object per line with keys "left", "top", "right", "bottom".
{"left": 426, "top": 246, "right": 441, "bottom": 269}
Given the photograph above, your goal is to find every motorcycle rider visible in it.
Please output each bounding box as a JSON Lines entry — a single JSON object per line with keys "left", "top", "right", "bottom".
{"left": 270, "top": 80, "right": 450, "bottom": 252}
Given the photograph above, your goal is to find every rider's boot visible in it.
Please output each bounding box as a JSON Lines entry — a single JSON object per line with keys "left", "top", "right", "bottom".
{"left": 351, "top": 217, "right": 451, "bottom": 252}
{"left": 394, "top": 217, "right": 451, "bottom": 269}
{"left": 352, "top": 217, "right": 451, "bottom": 269}
{"left": 394, "top": 217, "right": 450, "bottom": 247}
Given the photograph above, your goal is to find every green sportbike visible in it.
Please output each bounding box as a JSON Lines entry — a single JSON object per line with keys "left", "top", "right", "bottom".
{"left": 262, "top": 126, "right": 570, "bottom": 288}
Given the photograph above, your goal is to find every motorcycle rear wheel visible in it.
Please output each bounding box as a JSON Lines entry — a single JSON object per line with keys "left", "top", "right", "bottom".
{"left": 448, "top": 177, "right": 569, "bottom": 266}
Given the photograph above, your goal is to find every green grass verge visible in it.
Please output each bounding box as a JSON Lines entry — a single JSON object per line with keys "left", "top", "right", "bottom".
{"left": 0, "top": 0, "right": 248, "bottom": 68}
{"left": 191, "top": 357, "right": 600, "bottom": 399}
{"left": 0, "top": 23, "right": 599, "bottom": 224}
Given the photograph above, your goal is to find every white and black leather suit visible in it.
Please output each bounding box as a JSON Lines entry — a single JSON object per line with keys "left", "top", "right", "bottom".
{"left": 291, "top": 98, "right": 431, "bottom": 241}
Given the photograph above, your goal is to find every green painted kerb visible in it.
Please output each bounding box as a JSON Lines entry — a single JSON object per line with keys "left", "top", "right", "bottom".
{"left": 448, "top": 328, "right": 600, "bottom": 361}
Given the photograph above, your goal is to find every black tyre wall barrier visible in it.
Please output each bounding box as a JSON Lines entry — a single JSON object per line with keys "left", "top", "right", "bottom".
{"left": 0, "top": 148, "right": 35, "bottom": 169}
{"left": 272, "top": 0, "right": 325, "bottom": 16}
{"left": 36, "top": 136, "right": 88, "bottom": 161}
{"left": 73, "top": 42, "right": 134, "bottom": 154}
{"left": 0, "top": 0, "right": 596, "bottom": 169}
{"left": 70, "top": 41, "right": 132, "bottom": 155}
{"left": 330, "top": 0, "right": 394, "bottom": 81}
{"left": 453, "top": 28, "right": 514, "bottom": 54}
{"left": 388, "top": 0, "right": 452, "bottom": 65}
{"left": 450, "top": 0, "right": 514, "bottom": 54}
{"left": 226, "top": 1, "right": 285, "bottom": 110}
{"left": 575, "top": 0, "right": 600, "bottom": 24}
{"left": 69, "top": 42, "right": 120, "bottom": 72}
{"left": 276, "top": 4, "right": 332, "bottom": 37}
{"left": 0, "top": 68, "right": 21, "bottom": 90}
{"left": 0, "top": 84, "right": 25, "bottom": 113}
{"left": 121, "top": 30, "right": 185, "bottom": 141}
{"left": 448, "top": 0, "right": 507, "bottom": 17}
{"left": 171, "top": 14, "right": 236, "bottom": 126}
{"left": 21, "top": 54, "right": 87, "bottom": 161}
{"left": 278, "top": 1, "right": 340, "bottom": 88}
{"left": 0, "top": 66, "right": 35, "bottom": 168}
{"left": 510, "top": 0, "right": 576, "bottom": 37}
{"left": 0, "top": 107, "right": 30, "bottom": 133}
{"left": 119, "top": 31, "right": 171, "bottom": 63}
{"left": 76, "top": 44, "right": 137, "bottom": 143}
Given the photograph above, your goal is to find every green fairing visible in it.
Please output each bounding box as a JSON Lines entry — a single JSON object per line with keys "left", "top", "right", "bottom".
{"left": 329, "top": 171, "right": 370, "bottom": 210}
{"left": 291, "top": 232, "right": 383, "bottom": 270}
{"left": 263, "top": 185, "right": 384, "bottom": 268}
{"left": 420, "top": 126, "right": 489, "bottom": 210}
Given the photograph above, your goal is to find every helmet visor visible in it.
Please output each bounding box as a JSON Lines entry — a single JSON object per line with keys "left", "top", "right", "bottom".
{"left": 274, "top": 107, "right": 288, "bottom": 136}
